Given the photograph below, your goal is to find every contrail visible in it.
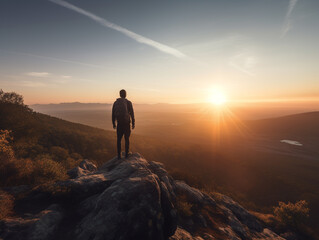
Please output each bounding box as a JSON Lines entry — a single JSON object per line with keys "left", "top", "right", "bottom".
{"left": 281, "top": 0, "right": 298, "bottom": 38}
{"left": 49, "top": 0, "right": 187, "bottom": 59}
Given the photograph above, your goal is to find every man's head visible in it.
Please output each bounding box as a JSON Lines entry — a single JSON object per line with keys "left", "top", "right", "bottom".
{"left": 119, "top": 89, "right": 126, "bottom": 98}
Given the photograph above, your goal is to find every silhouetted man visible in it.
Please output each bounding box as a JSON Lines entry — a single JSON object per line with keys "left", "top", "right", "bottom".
{"left": 112, "top": 89, "right": 135, "bottom": 159}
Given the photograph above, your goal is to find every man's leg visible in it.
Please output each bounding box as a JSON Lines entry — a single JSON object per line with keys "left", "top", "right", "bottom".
{"left": 117, "top": 126, "right": 124, "bottom": 159}
{"left": 124, "top": 124, "right": 131, "bottom": 158}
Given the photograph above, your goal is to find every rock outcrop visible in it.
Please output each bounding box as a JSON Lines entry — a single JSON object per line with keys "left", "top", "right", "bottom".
{"left": 0, "top": 153, "right": 285, "bottom": 240}
{"left": 67, "top": 159, "right": 98, "bottom": 179}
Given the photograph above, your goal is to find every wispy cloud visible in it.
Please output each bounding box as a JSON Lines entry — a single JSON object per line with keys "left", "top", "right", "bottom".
{"left": 180, "top": 35, "right": 244, "bottom": 52}
{"left": 19, "top": 81, "right": 47, "bottom": 87}
{"left": 26, "top": 72, "right": 50, "bottom": 77}
{"left": 61, "top": 75, "right": 72, "bottom": 79}
{"left": 26, "top": 54, "right": 105, "bottom": 69}
{"left": 131, "top": 87, "right": 161, "bottom": 93}
{"left": 229, "top": 52, "right": 257, "bottom": 76}
{"left": 0, "top": 49, "right": 105, "bottom": 69}
{"left": 1, "top": 78, "right": 47, "bottom": 88}
{"left": 1, "top": 72, "right": 72, "bottom": 88}
{"left": 23, "top": 72, "right": 72, "bottom": 86}
{"left": 281, "top": 0, "right": 298, "bottom": 38}
{"left": 48, "top": 0, "right": 187, "bottom": 59}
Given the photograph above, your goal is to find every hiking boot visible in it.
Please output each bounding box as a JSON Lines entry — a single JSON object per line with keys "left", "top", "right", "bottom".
{"left": 125, "top": 152, "right": 132, "bottom": 158}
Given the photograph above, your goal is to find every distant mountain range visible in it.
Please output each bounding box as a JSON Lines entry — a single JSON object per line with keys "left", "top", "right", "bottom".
{"left": 30, "top": 101, "right": 319, "bottom": 120}
{"left": 31, "top": 102, "right": 113, "bottom": 111}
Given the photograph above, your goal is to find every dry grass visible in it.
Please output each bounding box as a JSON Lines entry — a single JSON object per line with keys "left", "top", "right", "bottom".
{"left": 0, "top": 190, "right": 14, "bottom": 220}
{"left": 176, "top": 194, "right": 193, "bottom": 217}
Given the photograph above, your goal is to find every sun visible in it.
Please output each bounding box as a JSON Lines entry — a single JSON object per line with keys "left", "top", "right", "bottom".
{"left": 209, "top": 91, "right": 227, "bottom": 106}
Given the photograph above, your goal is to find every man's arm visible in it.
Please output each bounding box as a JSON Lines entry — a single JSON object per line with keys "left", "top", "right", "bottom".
{"left": 112, "top": 103, "right": 116, "bottom": 129}
{"left": 128, "top": 101, "right": 135, "bottom": 128}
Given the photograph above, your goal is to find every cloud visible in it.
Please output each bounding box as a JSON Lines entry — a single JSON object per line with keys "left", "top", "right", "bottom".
{"left": 23, "top": 72, "right": 72, "bottom": 85}
{"left": 229, "top": 52, "right": 257, "bottom": 76}
{"left": 131, "top": 87, "right": 161, "bottom": 93}
{"left": 25, "top": 72, "right": 50, "bottom": 77}
{"left": 61, "top": 75, "right": 72, "bottom": 79}
{"left": 0, "top": 49, "right": 105, "bottom": 69}
{"left": 48, "top": 0, "right": 187, "bottom": 59}
{"left": 281, "top": 0, "right": 298, "bottom": 38}
{"left": 1, "top": 72, "right": 71, "bottom": 88}
{"left": 19, "top": 81, "right": 47, "bottom": 87}
{"left": 181, "top": 35, "right": 244, "bottom": 52}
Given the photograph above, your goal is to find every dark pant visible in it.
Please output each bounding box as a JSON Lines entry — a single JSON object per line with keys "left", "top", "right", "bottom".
{"left": 117, "top": 123, "right": 131, "bottom": 157}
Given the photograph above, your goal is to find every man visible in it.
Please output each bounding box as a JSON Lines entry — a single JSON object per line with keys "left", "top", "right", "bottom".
{"left": 112, "top": 89, "right": 135, "bottom": 159}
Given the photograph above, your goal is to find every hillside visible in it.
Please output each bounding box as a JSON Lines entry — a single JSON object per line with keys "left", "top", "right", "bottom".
{"left": 0, "top": 99, "right": 182, "bottom": 187}
{"left": 0, "top": 100, "right": 166, "bottom": 169}
{"left": 0, "top": 153, "right": 291, "bottom": 240}
{"left": 249, "top": 111, "right": 319, "bottom": 141}
{"left": 0, "top": 101, "right": 116, "bottom": 163}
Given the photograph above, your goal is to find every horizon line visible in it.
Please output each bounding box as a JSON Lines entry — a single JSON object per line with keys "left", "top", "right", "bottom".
{"left": 27, "top": 97, "right": 319, "bottom": 106}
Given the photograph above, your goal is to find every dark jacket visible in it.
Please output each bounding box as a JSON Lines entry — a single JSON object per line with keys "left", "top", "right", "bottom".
{"left": 112, "top": 98, "right": 135, "bottom": 126}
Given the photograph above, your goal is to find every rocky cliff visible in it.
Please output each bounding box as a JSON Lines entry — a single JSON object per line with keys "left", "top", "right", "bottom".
{"left": 0, "top": 153, "right": 285, "bottom": 240}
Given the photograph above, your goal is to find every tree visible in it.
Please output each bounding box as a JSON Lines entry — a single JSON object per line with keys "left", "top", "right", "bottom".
{"left": 0, "top": 89, "right": 24, "bottom": 105}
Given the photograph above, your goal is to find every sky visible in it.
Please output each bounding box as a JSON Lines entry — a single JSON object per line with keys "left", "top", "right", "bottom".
{"left": 0, "top": 0, "right": 319, "bottom": 104}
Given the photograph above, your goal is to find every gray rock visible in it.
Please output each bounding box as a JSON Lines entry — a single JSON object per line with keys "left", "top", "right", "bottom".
{"left": 218, "top": 194, "right": 263, "bottom": 232}
{"left": 74, "top": 153, "right": 177, "bottom": 240}
{"left": 67, "top": 159, "right": 97, "bottom": 179}
{"left": 280, "top": 232, "right": 299, "bottom": 240}
{"left": 170, "top": 227, "right": 200, "bottom": 240}
{"left": 0, "top": 153, "right": 287, "bottom": 240}
{"left": 175, "top": 181, "right": 216, "bottom": 207}
{"left": 0, "top": 204, "right": 63, "bottom": 240}
{"left": 202, "top": 233, "right": 215, "bottom": 240}
{"left": 79, "top": 159, "right": 97, "bottom": 172}
{"left": 67, "top": 166, "right": 90, "bottom": 179}
{"left": 175, "top": 181, "right": 206, "bottom": 204}
{"left": 29, "top": 204, "right": 63, "bottom": 240}
{"left": 0, "top": 217, "right": 37, "bottom": 240}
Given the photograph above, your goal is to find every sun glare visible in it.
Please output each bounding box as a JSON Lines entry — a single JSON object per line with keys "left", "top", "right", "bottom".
{"left": 209, "top": 91, "right": 227, "bottom": 106}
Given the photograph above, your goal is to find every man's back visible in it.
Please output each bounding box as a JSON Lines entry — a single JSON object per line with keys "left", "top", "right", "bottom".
{"left": 112, "top": 98, "right": 135, "bottom": 126}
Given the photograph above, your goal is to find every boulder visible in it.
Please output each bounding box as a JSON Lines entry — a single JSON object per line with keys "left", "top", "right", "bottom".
{"left": 0, "top": 153, "right": 288, "bottom": 240}
{"left": 67, "top": 159, "right": 97, "bottom": 179}
{"left": 0, "top": 204, "right": 63, "bottom": 240}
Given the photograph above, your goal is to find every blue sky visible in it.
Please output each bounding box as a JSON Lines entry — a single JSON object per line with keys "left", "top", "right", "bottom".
{"left": 0, "top": 0, "right": 318, "bottom": 104}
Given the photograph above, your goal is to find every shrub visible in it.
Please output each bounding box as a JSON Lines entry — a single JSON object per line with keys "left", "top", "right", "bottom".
{"left": 62, "top": 157, "right": 81, "bottom": 170}
{"left": 176, "top": 194, "right": 193, "bottom": 217}
{"left": 274, "top": 200, "right": 310, "bottom": 229}
{"left": 33, "top": 157, "right": 67, "bottom": 183}
{"left": 0, "top": 190, "right": 14, "bottom": 220}
{"left": 70, "top": 152, "right": 82, "bottom": 160}
{"left": 50, "top": 146, "right": 69, "bottom": 162}
{"left": 0, "top": 130, "right": 14, "bottom": 164}
{"left": 0, "top": 130, "right": 17, "bottom": 186}
{"left": 0, "top": 131, "right": 68, "bottom": 186}
{"left": 13, "top": 158, "right": 36, "bottom": 185}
